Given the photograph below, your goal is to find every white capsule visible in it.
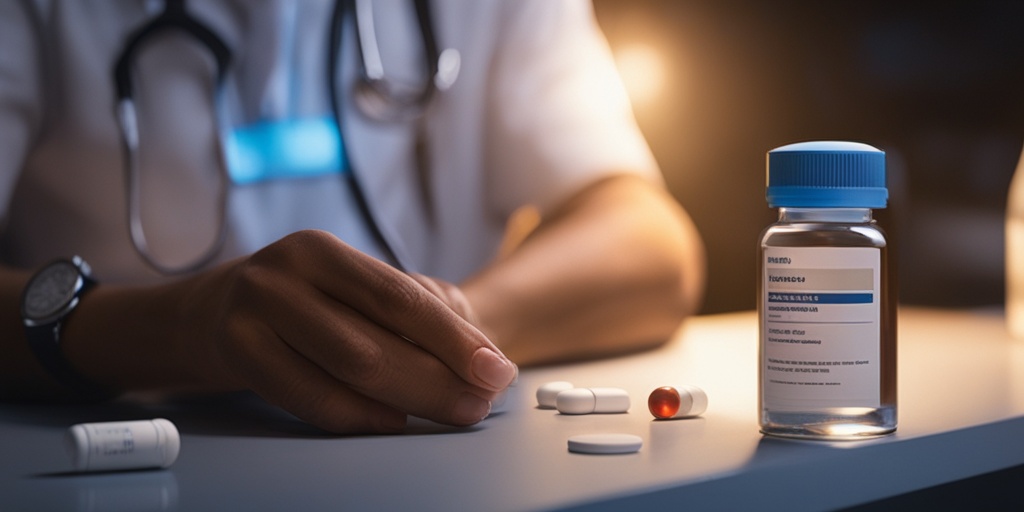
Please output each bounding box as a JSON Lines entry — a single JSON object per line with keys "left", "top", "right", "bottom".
{"left": 66, "top": 419, "right": 180, "bottom": 472}
{"left": 648, "top": 385, "right": 708, "bottom": 419}
{"left": 536, "top": 381, "right": 574, "bottom": 409}
{"left": 555, "top": 387, "right": 630, "bottom": 415}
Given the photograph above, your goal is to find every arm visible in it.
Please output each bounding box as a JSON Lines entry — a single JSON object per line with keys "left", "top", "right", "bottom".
{"left": 0, "top": 231, "right": 517, "bottom": 433}
{"left": 453, "top": 2, "right": 704, "bottom": 364}
{"left": 463, "top": 174, "right": 706, "bottom": 366}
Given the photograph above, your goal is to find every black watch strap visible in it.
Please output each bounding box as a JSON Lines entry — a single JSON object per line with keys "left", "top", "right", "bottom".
{"left": 25, "top": 323, "right": 112, "bottom": 400}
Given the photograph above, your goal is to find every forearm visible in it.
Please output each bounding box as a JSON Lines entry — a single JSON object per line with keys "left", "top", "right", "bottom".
{"left": 0, "top": 264, "right": 231, "bottom": 400}
{"left": 463, "top": 175, "right": 706, "bottom": 366}
{"left": 60, "top": 274, "right": 230, "bottom": 394}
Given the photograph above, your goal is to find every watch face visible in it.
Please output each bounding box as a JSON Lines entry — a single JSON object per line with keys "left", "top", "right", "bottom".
{"left": 24, "top": 261, "right": 81, "bottom": 321}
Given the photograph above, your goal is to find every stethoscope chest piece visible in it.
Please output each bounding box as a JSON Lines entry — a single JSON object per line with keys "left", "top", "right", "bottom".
{"left": 347, "top": 0, "right": 459, "bottom": 122}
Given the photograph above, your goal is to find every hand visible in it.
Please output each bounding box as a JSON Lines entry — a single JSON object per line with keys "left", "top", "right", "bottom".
{"left": 183, "top": 230, "right": 517, "bottom": 434}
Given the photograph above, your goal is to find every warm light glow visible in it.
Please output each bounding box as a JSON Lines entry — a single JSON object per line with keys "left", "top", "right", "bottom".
{"left": 497, "top": 205, "right": 541, "bottom": 259}
{"left": 613, "top": 43, "right": 666, "bottom": 106}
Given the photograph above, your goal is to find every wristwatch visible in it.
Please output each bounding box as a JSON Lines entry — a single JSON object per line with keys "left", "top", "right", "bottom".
{"left": 21, "top": 256, "right": 108, "bottom": 398}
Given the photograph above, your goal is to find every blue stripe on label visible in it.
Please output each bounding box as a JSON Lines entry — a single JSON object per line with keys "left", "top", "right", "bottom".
{"left": 224, "top": 116, "right": 346, "bottom": 185}
{"left": 768, "top": 293, "right": 873, "bottom": 304}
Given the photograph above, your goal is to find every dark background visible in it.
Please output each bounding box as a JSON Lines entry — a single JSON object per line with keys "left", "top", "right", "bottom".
{"left": 593, "top": 0, "right": 1024, "bottom": 314}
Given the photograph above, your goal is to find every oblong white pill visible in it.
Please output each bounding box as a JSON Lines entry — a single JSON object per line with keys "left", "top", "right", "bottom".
{"left": 536, "top": 381, "right": 574, "bottom": 409}
{"left": 66, "top": 418, "right": 180, "bottom": 472}
{"left": 556, "top": 387, "right": 630, "bottom": 415}
{"left": 568, "top": 433, "right": 643, "bottom": 454}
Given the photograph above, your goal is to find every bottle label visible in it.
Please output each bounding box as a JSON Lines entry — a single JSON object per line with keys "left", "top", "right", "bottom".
{"left": 762, "top": 247, "right": 881, "bottom": 410}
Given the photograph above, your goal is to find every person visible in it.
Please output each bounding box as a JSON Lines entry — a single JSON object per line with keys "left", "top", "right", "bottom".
{"left": 0, "top": 0, "right": 705, "bottom": 434}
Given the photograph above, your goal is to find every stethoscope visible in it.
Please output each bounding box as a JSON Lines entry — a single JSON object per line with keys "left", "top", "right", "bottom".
{"left": 113, "top": 0, "right": 459, "bottom": 275}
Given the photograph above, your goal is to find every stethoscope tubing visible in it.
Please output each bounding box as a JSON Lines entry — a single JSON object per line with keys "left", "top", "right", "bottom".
{"left": 114, "top": 0, "right": 454, "bottom": 275}
{"left": 114, "top": 0, "right": 232, "bottom": 275}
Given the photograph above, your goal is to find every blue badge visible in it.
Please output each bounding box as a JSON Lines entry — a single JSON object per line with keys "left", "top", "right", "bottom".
{"left": 224, "top": 116, "right": 346, "bottom": 185}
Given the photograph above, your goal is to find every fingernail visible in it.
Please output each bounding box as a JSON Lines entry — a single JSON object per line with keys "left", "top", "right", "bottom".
{"left": 471, "top": 347, "right": 517, "bottom": 391}
{"left": 453, "top": 392, "right": 492, "bottom": 425}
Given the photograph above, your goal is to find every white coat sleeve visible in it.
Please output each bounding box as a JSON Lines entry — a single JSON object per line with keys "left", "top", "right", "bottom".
{"left": 485, "top": 0, "right": 661, "bottom": 217}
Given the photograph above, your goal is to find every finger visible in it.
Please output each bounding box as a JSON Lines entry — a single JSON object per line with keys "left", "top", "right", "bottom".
{"left": 270, "top": 281, "right": 496, "bottom": 426}
{"left": 221, "top": 313, "right": 407, "bottom": 435}
{"left": 285, "top": 231, "right": 517, "bottom": 392}
{"left": 408, "top": 273, "right": 479, "bottom": 325}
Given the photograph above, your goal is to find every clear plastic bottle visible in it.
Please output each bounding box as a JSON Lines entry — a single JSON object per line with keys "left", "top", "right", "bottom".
{"left": 758, "top": 141, "right": 897, "bottom": 440}
{"left": 1005, "top": 144, "right": 1024, "bottom": 339}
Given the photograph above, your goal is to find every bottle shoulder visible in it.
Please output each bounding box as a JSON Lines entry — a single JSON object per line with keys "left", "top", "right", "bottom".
{"left": 760, "top": 222, "right": 887, "bottom": 248}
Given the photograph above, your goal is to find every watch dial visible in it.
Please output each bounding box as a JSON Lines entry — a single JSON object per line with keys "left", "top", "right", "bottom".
{"left": 24, "top": 262, "right": 81, "bottom": 320}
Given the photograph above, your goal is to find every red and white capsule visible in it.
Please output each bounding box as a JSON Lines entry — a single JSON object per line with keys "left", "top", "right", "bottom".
{"left": 648, "top": 385, "right": 707, "bottom": 419}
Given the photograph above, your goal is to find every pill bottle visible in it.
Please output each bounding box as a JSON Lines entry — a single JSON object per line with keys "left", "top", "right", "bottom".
{"left": 66, "top": 418, "right": 180, "bottom": 472}
{"left": 758, "top": 141, "right": 896, "bottom": 440}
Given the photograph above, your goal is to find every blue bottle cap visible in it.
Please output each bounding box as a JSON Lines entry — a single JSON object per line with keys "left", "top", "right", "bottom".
{"left": 766, "top": 141, "right": 887, "bottom": 208}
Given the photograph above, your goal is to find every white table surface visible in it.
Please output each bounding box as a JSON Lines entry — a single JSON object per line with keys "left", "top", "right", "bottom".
{"left": 3, "top": 307, "right": 1024, "bottom": 511}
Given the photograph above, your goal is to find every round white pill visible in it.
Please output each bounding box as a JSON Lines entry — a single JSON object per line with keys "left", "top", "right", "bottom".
{"left": 66, "top": 418, "right": 180, "bottom": 472}
{"left": 568, "top": 433, "right": 643, "bottom": 455}
{"left": 556, "top": 387, "right": 630, "bottom": 415}
{"left": 536, "top": 381, "right": 574, "bottom": 409}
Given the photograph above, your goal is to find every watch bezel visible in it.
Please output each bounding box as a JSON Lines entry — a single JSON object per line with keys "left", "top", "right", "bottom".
{"left": 22, "top": 257, "right": 92, "bottom": 326}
